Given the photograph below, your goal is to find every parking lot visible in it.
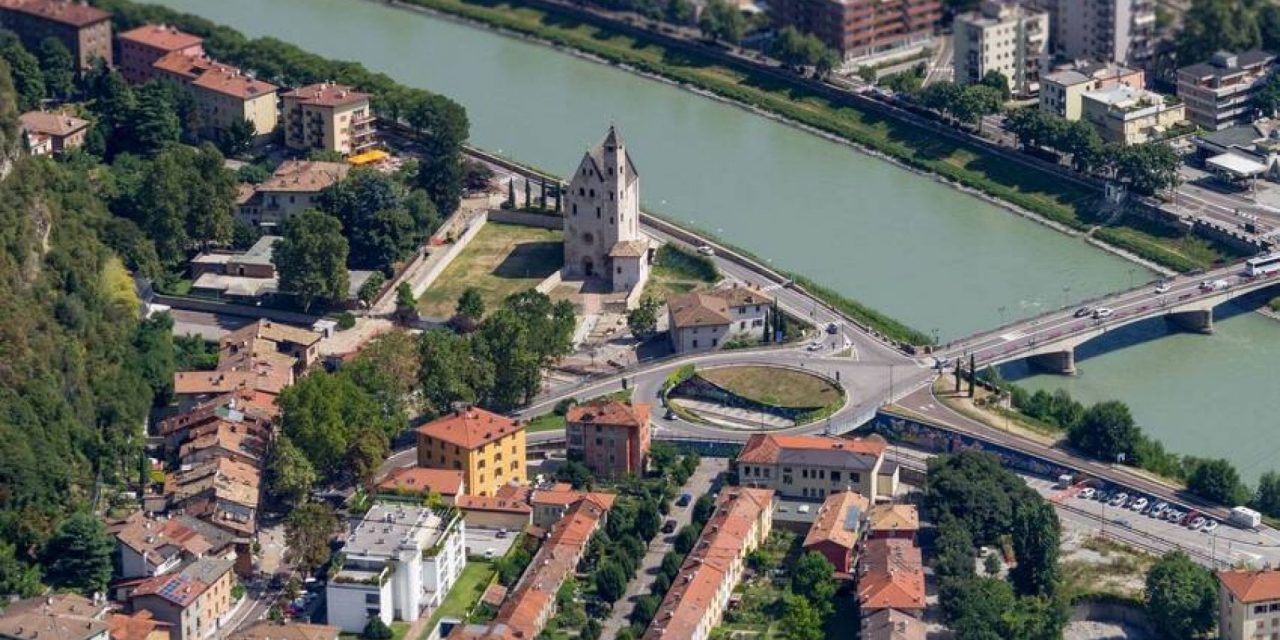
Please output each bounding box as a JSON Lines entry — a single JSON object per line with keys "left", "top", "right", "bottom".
{"left": 466, "top": 526, "right": 518, "bottom": 559}
{"left": 1024, "top": 476, "right": 1280, "bottom": 569}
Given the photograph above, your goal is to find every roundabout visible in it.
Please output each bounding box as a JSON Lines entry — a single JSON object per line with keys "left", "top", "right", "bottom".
{"left": 664, "top": 364, "right": 847, "bottom": 429}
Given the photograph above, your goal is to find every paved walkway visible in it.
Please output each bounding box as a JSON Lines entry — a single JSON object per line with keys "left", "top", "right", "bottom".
{"left": 600, "top": 458, "right": 728, "bottom": 638}
{"left": 673, "top": 398, "right": 794, "bottom": 429}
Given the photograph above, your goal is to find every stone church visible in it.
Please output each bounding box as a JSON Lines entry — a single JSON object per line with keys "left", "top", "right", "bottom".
{"left": 563, "top": 126, "right": 650, "bottom": 296}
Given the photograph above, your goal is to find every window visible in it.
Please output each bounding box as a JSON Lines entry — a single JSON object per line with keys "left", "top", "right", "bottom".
{"left": 763, "top": 468, "right": 770, "bottom": 478}
{"left": 692, "top": 339, "right": 699, "bottom": 348}
{"left": 589, "top": 189, "right": 595, "bottom": 197}
{"left": 596, "top": 207, "right": 601, "bottom": 218}
{"left": 365, "top": 594, "right": 380, "bottom": 604}
{"left": 851, "top": 472, "right": 861, "bottom": 483}
{"left": 616, "top": 267, "right": 622, "bottom": 274}
{"left": 831, "top": 471, "right": 841, "bottom": 482}
{"left": 572, "top": 203, "right": 577, "bottom": 215}
{"left": 712, "top": 338, "right": 718, "bottom": 347}
{"left": 1258, "top": 606, "right": 1270, "bottom": 615}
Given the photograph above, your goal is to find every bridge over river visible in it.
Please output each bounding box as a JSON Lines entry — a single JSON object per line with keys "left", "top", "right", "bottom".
{"left": 939, "top": 262, "right": 1280, "bottom": 374}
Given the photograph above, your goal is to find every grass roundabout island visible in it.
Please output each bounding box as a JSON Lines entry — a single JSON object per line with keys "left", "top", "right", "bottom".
{"left": 664, "top": 364, "right": 847, "bottom": 429}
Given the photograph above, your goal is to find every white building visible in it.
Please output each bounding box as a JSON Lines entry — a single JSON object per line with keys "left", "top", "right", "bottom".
{"left": 562, "top": 126, "right": 651, "bottom": 299}
{"left": 666, "top": 284, "right": 772, "bottom": 354}
{"left": 1178, "top": 50, "right": 1277, "bottom": 131}
{"left": 1030, "top": 0, "right": 1155, "bottom": 66}
{"left": 1080, "top": 84, "right": 1185, "bottom": 145}
{"left": 326, "top": 504, "right": 466, "bottom": 633}
{"left": 953, "top": 0, "right": 1049, "bottom": 98}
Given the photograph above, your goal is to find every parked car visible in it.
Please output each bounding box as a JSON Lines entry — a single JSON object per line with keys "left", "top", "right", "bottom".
{"left": 676, "top": 493, "right": 693, "bottom": 507}
{"left": 1154, "top": 282, "right": 1171, "bottom": 294}
{"left": 1202, "top": 519, "right": 1220, "bottom": 534}
{"left": 1189, "top": 516, "right": 1207, "bottom": 530}
{"left": 696, "top": 245, "right": 715, "bottom": 256}
{"left": 1108, "top": 492, "right": 1128, "bottom": 507}
{"left": 661, "top": 519, "right": 677, "bottom": 534}
{"left": 1093, "top": 307, "right": 1115, "bottom": 319}
{"left": 1079, "top": 488, "right": 1096, "bottom": 499}
{"left": 1074, "top": 307, "right": 1093, "bottom": 318}
{"left": 1150, "top": 501, "right": 1168, "bottom": 517}
{"left": 1131, "top": 497, "right": 1148, "bottom": 511}
{"left": 496, "top": 528, "right": 508, "bottom": 539}
{"left": 826, "top": 322, "right": 839, "bottom": 335}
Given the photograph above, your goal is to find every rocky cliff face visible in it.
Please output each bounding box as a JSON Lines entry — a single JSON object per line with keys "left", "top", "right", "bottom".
{"left": 0, "top": 58, "right": 20, "bottom": 181}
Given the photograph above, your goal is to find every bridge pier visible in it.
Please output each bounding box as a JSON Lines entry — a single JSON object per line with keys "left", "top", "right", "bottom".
{"left": 1028, "top": 349, "right": 1076, "bottom": 375}
{"left": 1167, "top": 309, "right": 1214, "bottom": 334}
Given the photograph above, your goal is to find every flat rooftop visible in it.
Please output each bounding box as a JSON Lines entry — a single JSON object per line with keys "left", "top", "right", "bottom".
{"left": 341, "top": 503, "right": 454, "bottom": 563}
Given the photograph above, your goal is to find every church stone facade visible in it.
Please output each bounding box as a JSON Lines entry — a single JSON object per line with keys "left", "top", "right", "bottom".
{"left": 563, "top": 127, "right": 650, "bottom": 295}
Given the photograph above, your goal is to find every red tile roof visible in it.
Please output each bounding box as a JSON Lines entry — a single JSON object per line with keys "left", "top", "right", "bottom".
{"left": 737, "top": 434, "right": 886, "bottom": 465}
{"left": 1219, "top": 569, "right": 1280, "bottom": 604}
{"left": 869, "top": 504, "right": 920, "bottom": 535}
{"left": 19, "top": 110, "right": 89, "bottom": 137}
{"left": 119, "top": 24, "right": 203, "bottom": 52}
{"left": 107, "top": 610, "right": 170, "bottom": 640}
{"left": 417, "top": 407, "right": 523, "bottom": 450}
{"left": 529, "top": 487, "right": 617, "bottom": 511}
{"left": 282, "top": 83, "right": 371, "bottom": 108}
{"left": 858, "top": 539, "right": 925, "bottom": 612}
{"left": 377, "top": 467, "right": 465, "bottom": 497}
{"left": 0, "top": 0, "right": 109, "bottom": 27}
{"left": 151, "top": 52, "right": 215, "bottom": 81}
{"left": 802, "top": 490, "right": 869, "bottom": 551}
{"left": 191, "top": 65, "right": 277, "bottom": 99}
{"left": 565, "top": 400, "right": 650, "bottom": 429}
{"left": 455, "top": 494, "right": 532, "bottom": 515}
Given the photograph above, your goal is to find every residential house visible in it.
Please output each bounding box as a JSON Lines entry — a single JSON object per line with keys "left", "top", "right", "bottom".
{"left": 377, "top": 467, "right": 466, "bottom": 504}
{"left": 235, "top": 161, "right": 350, "bottom": 229}
{"left": 230, "top": 622, "right": 339, "bottom": 640}
{"left": 868, "top": 504, "right": 919, "bottom": 541}
{"left": 156, "top": 391, "right": 273, "bottom": 454}
{"left": 129, "top": 558, "right": 237, "bottom": 640}
{"left": 736, "top": 434, "right": 896, "bottom": 502}
{"left": 528, "top": 483, "right": 617, "bottom": 530}
{"left": 280, "top": 83, "right": 376, "bottom": 155}
{"left": 1218, "top": 568, "right": 1280, "bottom": 640}
{"left": 416, "top": 407, "right": 527, "bottom": 498}
{"left": 106, "top": 611, "right": 171, "bottom": 640}
{"left": 0, "top": 595, "right": 108, "bottom": 622}
{"left": 176, "top": 419, "right": 268, "bottom": 468}
{"left": 1080, "top": 84, "right": 1185, "bottom": 144}
{"left": 0, "top": 601, "right": 108, "bottom": 640}
{"left": 112, "top": 511, "right": 239, "bottom": 579}
{"left": 1039, "top": 62, "right": 1144, "bottom": 121}
{"left": 326, "top": 504, "right": 466, "bottom": 632}
{"left": 189, "top": 236, "right": 372, "bottom": 306}
{"left": 117, "top": 24, "right": 203, "bottom": 84}
{"left": 565, "top": 399, "right": 651, "bottom": 479}
{"left": 801, "top": 490, "right": 870, "bottom": 575}
{"left": 1178, "top": 50, "right": 1278, "bottom": 131}
{"left": 19, "top": 111, "right": 90, "bottom": 155}
{"left": 454, "top": 490, "right": 533, "bottom": 531}
{"left": 166, "top": 457, "right": 261, "bottom": 536}
{"left": 859, "top": 608, "right": 925, "bottom": 640}
{"left": 172, "top": 319, "right": 319, "bottom": 409}
{"left": 858, "top": 538, "right": 926, "bottom": 616}
{"left": 953, "top": 0, "right": 1049, "bottom": 98}
{"left": 449, "top": 497, "right": 609, "bottom": 640}
{"left": 0, "top": 0, "right": 112, "bottom": 70}
{"left": 767, "top": 0, "right": 939, "bottom": 61}
{"left": 641, "top": 488, "right": 774, "bottom": 640}
{"left": 666, "top": 284, "right": 771, "bottom": 354}
{"left": 151, "top": 53, "right": 278, "bottom": 140}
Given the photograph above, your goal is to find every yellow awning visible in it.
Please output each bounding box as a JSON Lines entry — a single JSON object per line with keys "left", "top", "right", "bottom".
{"left": 348, "top": 150, "right": 389, "bottom": 166}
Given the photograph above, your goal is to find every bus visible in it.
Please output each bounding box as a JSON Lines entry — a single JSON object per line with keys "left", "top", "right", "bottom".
{"left": 1245, "top": 253, "right": 1280, "bottom": 277}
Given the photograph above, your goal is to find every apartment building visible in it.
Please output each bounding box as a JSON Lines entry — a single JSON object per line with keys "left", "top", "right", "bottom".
{"left": 449, "top": 497, "right": 609, "bottom": 640}
{"left": 129, "top": 558, "right": 237, "bottom": 640}
{"left": 1040, "top": 62, "right": 1144, "bottom": 121}
{"left": 0, "top": 0, "right": 111, "bottom": 71}
{"left": 236, "top": 161, "right": 350, "bottom": 228}
{"left": 1218, "top": 568, "right": 1280, "bottom": 640}
{"left": 166, "top": 457, "right": 261, "bottom": 537}
{"left": 112, "top": 511, "right": 238, "bottom": 579}
{"left": 1080, "top": 84, "right": 1185, "bottom": 144}
{"left": 1178, "top": 50, "right": 1277, "bottom": 131}
{"left": 1031, "top": 0, "right": 1154, "bottom": 66}
{"left": 529, "top": 483, "right": 617, "bottom": 529}
{"left": 736, "top": 434, "right": 897, "bottom": 501}
{"left": 858, "top": 538, "right": 926, "bottom": 616}
{"left": 801, "top": 490, "right": 870, "bottom": 574}
{"left": 117, "top": 24, "right": 204, "bottom": 84}
{"left": 641, "top": 487, "right": 775, "bottom": 640}
{"left": 767, "top": 0, "right": 940, "bottom": 61}
{"left": 151, "top": 53, "right": 278, "bottom": 140}
{"left": 326, "top": 504, "right": 466, "bottom": 632}
{"left": 868, "top": 504, "right": 919, "bottom": 541}
{"left": 0, "top": 597, "right": 109, "bottom": 640}
{"left": 953, "top": 0, "right": 1049, "bottom": 98}
{"left": 280, "top": 83, "right": 377, "bottom": 155}
{"left": 565, "top": 399, "right": 651, "bottom": 479}
{"left": 416, "top": 407, "right": 527, "bottom": 497}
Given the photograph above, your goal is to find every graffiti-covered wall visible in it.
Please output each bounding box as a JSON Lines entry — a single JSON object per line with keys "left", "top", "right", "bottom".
{"left": 863, "top": 410, "right": 1075, "bottom": 481}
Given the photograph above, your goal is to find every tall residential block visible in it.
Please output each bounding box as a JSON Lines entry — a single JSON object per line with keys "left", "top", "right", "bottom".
{"left": 151, "top": 53, "right": 279, "bottom": 139}
{"left": 767, "top": 0, "right": 940, "bottom": 61}
{"left": 281, "top": 83, "right": 377, "bottom": 155}
{"left": 1039, "top": 62, "right": 1144, "bottom": 121}
{"left": 953, "top": 0, "right": 1049, "bottom": 98}
{"left": 0, "top": 0, "right": 112, "bottom": 71}
{"left": 565, "top": 400, "right": 651, "bottom": 479}
{"left": 416, "top": 407, "right": 526, "bottom": 497}
{"left": 1177, "top": 50, "right": 1277, "bottom": 131}
{"left": 117, "top": 24, "right": 204, "bottom": 85}
{"left": 1030, "top": 0, "right": 1154, "bottom": 66}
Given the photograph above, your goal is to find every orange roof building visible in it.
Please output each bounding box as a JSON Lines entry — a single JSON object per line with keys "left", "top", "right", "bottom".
{"left": 18, "top": 110, "right": 89, "bottom": 155}
{"left": 529, "top": 483, "right": 617, "bottom": 529}
{"left": 129, "top": 558, "right": 236, "bottom": 640}
{"left": 737, "top": 434, "right": 895, "bottom": 502}
{"left": 858, "top": 538, "right": 925, "bottom": 614}
{"left": 172, "top": 320, "right": 320, "bottom": 406}
{"left": 642, "top": 488, "right": 775, "bottom": 640}
{"left": 417, "top": 408, "right": 526, "bottom": 497}
{"left": 860, "top": 608, "right": 925, "bottom": 640}
{"left": 666, "top": 284, "right": 773, "bottom": 354}
{"left": 107, "top": 611, "right": 170, "bottom": 640}
{"left": 148, "top": 52, "right": 278, "bottom": 139}
{"left": 377, "top": 467, "right": 466, "bottom": 503}
{"left": 802, "top": 490, "right": 870, "bottom": 575}
{"left": 117, "top": 24, "right": 203, "bottom": 84}
{"left": 565, "top": 399, "right": 651, "bottom": 479}
{"left": 1219, "top": 568, "right": 1280, "bottom": 640}
{"left": 868, "top": 504, "right": 920, "bottom": 541}
{"left": 281, "top": 83, "right": 377, "bottom": 156}
{"left": 0, "top": 0, "right": 112, "bottom": 70}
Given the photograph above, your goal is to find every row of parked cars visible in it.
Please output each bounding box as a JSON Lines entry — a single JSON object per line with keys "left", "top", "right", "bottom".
{"left": 1077, "top": 487, "right": 1220, "bottom": 533}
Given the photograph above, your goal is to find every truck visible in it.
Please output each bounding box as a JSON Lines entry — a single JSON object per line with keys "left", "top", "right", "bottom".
{"left": 1229, "top": 506, "right": 1262, "bottom": 529}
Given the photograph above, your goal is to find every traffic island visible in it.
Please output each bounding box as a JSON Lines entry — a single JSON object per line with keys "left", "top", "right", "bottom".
{"left": 664, "top": 364, "right": 846, "bottom": 429}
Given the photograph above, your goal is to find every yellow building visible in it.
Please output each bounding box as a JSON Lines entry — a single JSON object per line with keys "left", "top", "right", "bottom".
{"left": 280, "top": 83, "right": 377, "bottom": 156}
{"left": 151, "top": 52, "right": 278, "bottom": 140}
{"left": 417, "top": 407, "right": 526, "bottom": 497}
{"left": 1219, "top": 568, "right": 1280, "bottom": 640}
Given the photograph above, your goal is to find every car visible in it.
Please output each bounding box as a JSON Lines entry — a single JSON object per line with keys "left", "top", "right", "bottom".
{"left": 1093, "top": 307, "right": 1114, "bottom": 319}
{"left": 484, "top": 548, "right": 497, "bottom": 559}
{"left": 496, "top": 528, "right": 508, "bottom": 539}
{"left": 1074, "top": 307, "right": 1093, "bottom": 318}
{"left": 664, "top": 408, "right": 676, "bottom": 420}
{"left": 1154, "top": 282, "right": 1171, "bottom": 294}
{"left": 676, "top": 493, "right": 693, "bottom": 507}
{"left": 269, "top": 575, "right": 286, "bottom": 590}
{"left": 696, "top": 245, "right": 715, "bottom": 256}
{"left": 1189, "top": 516, "right": 1206, "bottom": 529}
{"left": 1131, "top": 497, "right": 1148, "bottom": 511}
{"left": 661, "top": 519, "right": 677, "bottom": 534}
{"left": 1109, "top": 495, "right": 1127, "bottom": 507}
{"left": 1150, "top": 501, "right": 1168, "bottom": 516}
{"left": 1169, "top": 511, "right": 1186, "bottom": 524}
{"left": 1094, "top": 490, "right": 1110, "bottom": 502}
{"left": 826, "top": 322, "right": 839, "bottom": 335}
{"left": 1112, "top": 518, "right": 1132, "bottom": 528}
{"left": 1202, "top": 519, "right": 1220, "bottom": 534}
{"left": 1079, "top": 488, "right": 1096, "bottom": 499}
{"left": 807, "top": 341, "right": 823, "bottom": 351}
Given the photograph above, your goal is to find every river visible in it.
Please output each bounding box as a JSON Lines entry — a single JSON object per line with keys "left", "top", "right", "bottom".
{"left": 150, "top": 0, "right": 1279, "bottom": 482}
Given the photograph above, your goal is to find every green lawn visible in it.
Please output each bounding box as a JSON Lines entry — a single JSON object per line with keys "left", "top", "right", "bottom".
{"left": 526, "top": 413, "right": 566, "bottom": 432}
{"left": 418, "top": 222, "right": 563, "bottom": 318}
{"left": 699, "top": 365, "right": 842, "bottom": 409}
{"left": 424, "top": 560, "right": 497, "bottom": 633}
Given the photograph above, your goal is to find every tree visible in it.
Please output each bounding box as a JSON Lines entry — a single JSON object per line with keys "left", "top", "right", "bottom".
{"left": 666, "top": 0, "right": 694, "bottom": 24}
{"left": 278, "top": 371, "right": 392, "bottom": 479}
{"left": 345, "top": 330, "right": 422, "bottom": 427}
{"left": 791, "top": 552, "right": 837, "bottom": 617}
{"left": 218, "top": 118, "right": 257, "bottom": 157}
{"left": 1252, "top": 470, "right": 1280, "bottom": 517}
{"left": 698, "top": 0, "right": 746, "bottom": 44}
{"left": 456, "top": 286, "right": 486, "bottom": 323}
{"left": 980, "top": 69, "right": 1011, "bottom": 101}
{"left": 266, "top": 434, "right": 317, "bottom": 506}
{"left": 692, "top": 493, "right": 716, "bottom": 525}
{"left": 553, "top": 460, "right": 593, "bottom": 490}
{"left": 496, "top": 545, "right": 531, "bottom": 586}
{"left": 285, "top": 502, "right": 340, "bottom": 575}
{"left": 347, "top": 427, "right": 390, "bottom": 492}
{"left": 130, "top": 82, "right": 181, "bottom": 155}
{"left": 920, "top": 81, "right": 964, "bottom": 121}
{"left": 634, "top": 501, "right": 662, "bottom": 541}
{"left": 626, "top": 296, "right": 660, "bottom": 339}
{"left": 947, "top": 576, "right": 1017, "bottom": 639}
{"left": 274, "top": 210, "right": 350, "bottom": 312}
{"left": 595, "top": 560, "right": 629, "bottom": 603}
{"left": 414, "top": 94, "right": 469, "bottom": 215}
{"left": 319, "top": 168, "right": 419, "bottom": 272}
{"left": 955, "top": 85, "right": 1004, "bottom": 130}
{"left": 358, "top": 271, "right": 386, "bottom": 306}
{"left": 630, "top": 593, "right": 661, "bottom": 626}
{"left": 779, "top": 592, "right": 825, "bottom": 640}
{"left": 187, "top": 143, "right": 237, "bottom": 249}
{"left": 134, "top": 312, "right": 176, "bottom": 406}
{"left": 673, "top": 525, "right": 699, "bottom": 554}
{"left": 396, "top": 282, "right": 416, "bottom": 310}
{"left": 1009, "top": 498, "right": 1059, "bottom": 597}
{"left": 1177, "top": 0, "right": 1260, "bottom": 65}
{"left": 41, "top": 512, "right": 113, "bottom": 594}
{"left": 462, "top": 159, "right": 494, "bottom": 192}
{"left": 1067, "top": 400, "right": 1141, "bottom": 463}
{"left": 418, "top": 329, "right": 480, "bottom": 415}
{"left": 0, "top": 36, "right": 44, "bottom": 110}
{"left": 0, "top": 541, "right": 41, "bottom": 598}
{"left": 660, "top": 551, "right": 683, "bottom": 581}
{"left": 1187, "top": 458, "right": 1247, "bottom": 505}
{"left": 1114, "top": 142, "right": 1180, "bottom": 195}
{"left": 1145, "top": 551, "right": 1217, "bottom": 640}
{"left": 362, "top": 616, "right": 393, "bottom": 640}
{"left": 35, "top": 37, "right": 74, "bottom": 100}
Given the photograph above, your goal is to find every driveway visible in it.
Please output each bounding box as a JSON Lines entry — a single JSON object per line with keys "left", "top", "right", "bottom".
{"left": 600, "top": 458, "right": 728, "bottom": 637}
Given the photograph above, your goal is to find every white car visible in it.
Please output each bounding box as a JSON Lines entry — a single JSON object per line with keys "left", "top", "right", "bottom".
{"left": 1154, "top": 283, "right": 1171, "bottom": 294}
{"left": 807, "top": 341, "right": 823, "bottom": 351}
{"left": 1079, "top": 488, "right": 1096, "bottom": 500}
{"left": 1109, "top": 493, "right": 1128, "bottom": 507}
{"left": 696, "top": 244, "right": 715, "bottom": 256}
{"left": 1131, "top": 497, "right": 1148, "bottom": 511}
{"left": 1189, "top": 516, "right": 1206, "bottom": 530}
{"left": 1202, "top": 519, "right": 1219, "bottom": 534}
{"left": 1093, "top": 307, "right": 1114, "bottom": 319}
